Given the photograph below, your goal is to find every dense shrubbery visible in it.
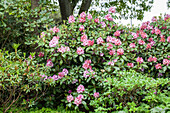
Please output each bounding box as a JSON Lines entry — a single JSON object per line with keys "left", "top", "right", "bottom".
{"left": 0, "top": 0, "right": 55, "bottom": 52}
{"left": 0, "top": 5, "right": 170, "bottom": 112}
{"left": 30, "top": 8, "right": 170, "bottom": 112}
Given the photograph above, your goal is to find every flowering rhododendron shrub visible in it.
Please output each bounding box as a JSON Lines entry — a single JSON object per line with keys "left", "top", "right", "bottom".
{"left": 32, "top": 7, "right": 170, "bottom": 111}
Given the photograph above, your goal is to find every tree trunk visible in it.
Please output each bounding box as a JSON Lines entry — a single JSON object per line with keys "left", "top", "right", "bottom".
{"left": 79, "top": 0, "right": 92, "bottom": 14}
{"left": 59, "top": 0, "right": 73, "bottom": 21}
{"left": 31, "top": 0, "right": 39, "bottom": 9}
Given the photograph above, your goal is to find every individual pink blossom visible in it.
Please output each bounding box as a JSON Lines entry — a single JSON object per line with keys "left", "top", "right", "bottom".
{"left": 105, "top": 14, "right": 113, "bottom": 21}
{"left": 46, "top": 58, "right": 53, "bottom": 67}
{"left": 29, "top": 55, "right": 35, "bottom": 60}
{"left": 131, "top": 32, "right": 138, "bottom": 39}
{"left": 151, "top": 16, "right": 157, "bottom": 22}
{"left": 164, "top": 14, "right": 170, "bottom": 21}
{"left": 106, "top": 36, "right": 112, "bottom": 42}
{"left": 155, "top": 63, "right": 162, "bottom": 69}
{"left": 74, "top": 97, "right": 82, "bottom": 106}
{"left": 94, "top": 18, "right": 99, "bottom": 23}
{"left": 109, "top": 50, "right": 116, "bottom": 56}
{"left": 83, "top": 40, "right": 88, "bottom": 46}
{"left": 79, "top": 25, "right": 84, "bottom": 31}
{"left": 114, "top": 39, "right": 122, "bottom": 46}
{"left": 163, "top": 59, "right": 170, "bottom": 66}
{"left": 155, "top": 28, "right": 161, "bottom": 35}
{"left": 100, "top": 53, "right": 104, "bottom": 56}
{"left": 146, "top": 43, "right": 152, "bottom": 49}
{"left": 79, "top": 18, "right": 86, "bottom": 23}
{"left": 53, "top": 26, "right": 59, "bottom": 33}
{"left": 58, "top": 72, "right": 65, "bottom": 79}
{"left": 117, "top": 48, "right": 124, "bottom": 55}
{"left": 57, "top": 46, "right": 70, "bottom": 53}
{"left": 108, "top": 7, "right": 115, "bottom": 13}
{"left": 129, "top": 43, "right": 136, "bottom": 48}
{"left": 151, "top": 29, "right": 155, "bottom": 34}
{"left": 38, "top": 52, "right": 44, "bottom": 57}
{"left": 81, "top": 34, "right": 88, "bottom": 42}
{"left": 85, "top": 59, "right": 91, "bottom": 64}
{"left": 77, "top": 85, "right": 85, "bottom": 93}
{"left": 114, "top": 31, "right": 120, "bottom": 37}
{"left": 68, "top": 15, "right": 75, "bottom": 23}
{"left": 152, "top": 57, "right": 157, "bottom": 62}
{"left": 148, "top": 57, "right": 153, "bottom": 62}
{"left": 49, "top": 36, "right": 59, "bottom": 47}
{"left": 136, "top": 57, "right": 144, "bottom": 64}
{"left": 67, "top": 94, "right": 74, "bottom": 102}
{"left": 140, "top": 31, "right": 147, "bottom": 39}
{"left": 83, "top": 70, "right": 90, "bottom": 78}
{"left": 101, "top": 22, "right": 106, "bottom": 28}
{"left": 148, "top": 38, "right": 153, "bottom": 42}
{"left": 87, "top": 39, "right": 94, "bottom": 46}
{"left": 68, "top": 90, "right": 72, "bottom": 94}
{"left": 97, "top": 37, "right": 104, "bottom": 44}
{"left": 80, "top": 12, "right": 86, "bottom": 18}
{"left": 107, "top": 43, "right": 113, "bottom": 50}
{"left": 108, "top": 61, "right": 114, "bottom": 66}
{"left": 40, "top": 32, "right": 45, "bottom": 38}
{"left": 52, "top": 75, "right": 58, "bottom": 81}
{"left": 87, "top": 14, "right": 92, "bottom": 19}
{"left": 159, "top": 35, "right": 165, "bottom": 42}
{"left": 77, "top": 94, "right": 84, "bottom": 100}
{"left": 82, "top": 62, "right": 89, "bottom": 70}
{"left": 138, "top": 39, "right": 145, "bottom": 45}
{"left": 93, "top": 92, "right": 99, "bottom": 98}
{"left": 72, "top": 79, "right": 78, "bottom": 84}
{"left": 127, "top": 63, "right": 134, "bottom": 68}
{"left": 167, "top": 36, "right": 170, "bottom": 42}
{"left": 62, "top": 68, "right": 68, "bottom": 75}
{"left": 77, "top": 47, "right": 84, "bottom": 55}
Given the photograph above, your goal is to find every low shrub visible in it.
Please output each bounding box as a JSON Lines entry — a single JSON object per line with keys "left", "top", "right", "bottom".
{"left": 0, "top": 45, "right": 53, "bottom": 113}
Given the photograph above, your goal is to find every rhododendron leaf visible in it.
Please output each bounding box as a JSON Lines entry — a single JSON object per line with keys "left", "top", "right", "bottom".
{"left": 82, "top": 101, "right": 89, "bottom": 110}
{"left": 79, "top": 56, "right": 83, "bottom": 62}
{"left": 60, "top": 60, "right": 63, "bottom": 65}
{"left": 162, "top": 66, "right": 167, "bottom": 72}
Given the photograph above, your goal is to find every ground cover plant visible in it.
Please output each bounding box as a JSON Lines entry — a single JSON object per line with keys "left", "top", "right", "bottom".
{"left": 30, "top": 7, "right": 170, "bottom": 112}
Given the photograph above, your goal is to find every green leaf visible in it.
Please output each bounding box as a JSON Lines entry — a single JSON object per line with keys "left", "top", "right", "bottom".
{"left": 79, "top": 56, "right": 83, "bottom": 62}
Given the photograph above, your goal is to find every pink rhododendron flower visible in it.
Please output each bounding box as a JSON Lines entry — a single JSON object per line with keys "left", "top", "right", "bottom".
{"left": 29, "top": 55, "right": 35, "bottom": 60}
{"left": 68, "top": 15, "right": 75, "bottom": 23}
{"left": 94, "top": 18, "right": 99, "bottom": 23}
{"left": 79, "top": 25, "right": 84, "bottom": 31}
{"left": 80, "top": 12, "right": 86, "bottom": 18}
{"left": 117, "top": 48, "right": 124, "bottom": 55}
{"left": 83, "top": 70, "right": 90, "bottom": 78}
{"left": 87, "top": 39, "right": 94, "bottom": 46}
{"left": 146, "top": 43, "right": 152, "bottom": 49}
{"left": 148, "top": 57, "right": 153, "bottom": 62}
{"left": 127, "top": 63, "right": 134, "bottom": 68}
{"left": 46, "top": 58, "right": 53, "bottom": 67}
{"left": 93, "top": 92, "right": 99, "bottom": 98}
{"left": 151, "top": 29, "right": 155, "bottom": 34}
{"left": 140, "top": 31, "right": 147, "bottom": 39}
{"left": 155, "top": 63, "right": 162, "bottom": 69}
{"left": 114, "top": 39, "right": 122, "bottom": 46}
{"left": 83, "top": 40, "right": 88, "bottom": 46}
{"left": 159, "top": 35, "right": 165, "bottom": 42}
{"left": 138, "top": 39, "right": 145, "bottom": 45}
{"left": 52, "top": 75, "right": 58, "bottom": 81}
{"left": 97, "top": 37, "right": 104, "bottom": 44}
{"left": 101, "top": 22, "right": 106, "bottom": 28}
{"left": 87, "top": 14, "right": 92, "bottom": 19}
{"left": 81, "top": 34, "right": 88, "bottom": 42}
{"left": 131, "top": 32, "right": 138, "bottom": 39}
{"left": 38, "top": 52, "right": 44, "bottom": 57}
{"left": 105, "top": 14, "right": 113, "bottom": 21}
{"left": 53, "top": 26, "right": 59, "bottom": 33}
{"left": 155, "top": 28, "right": 161, "bottom": 35}
{"left": 106, "top": 36, "right": 112, "bottom": 42}
{"left": 72, "top": 79, "right": 78, "bottom": 84}
{"left": 108, "top": 61, "right": 114, "bottom": 66}
{"left": 79, "top": 18, "right": 86, "bottom": 23}
{"left": 109, "top": 50, "right": 116, "bottom": 56}
{"left": 57, "top": 46, "right": 70, "bottom": 53}
{"left": 77, "top": 47, "right": 84, "bottom": 55}
{"left": 49, "top": 36, "right": 59, "bottom": 47}
{"left": 108, "top": 7, "right": 115, "bottom": 13}
{"left": 152, "top": 57, "right": 157, "bottom": 62}
{"left": 148, "top": 38, "right": 153, "bottom": 42}
{"left": 58, "top": 72, "right": 65, "bottom": 79}
{"left": 129, "top": 43, "right": 136, "bottom": 48}
{"left": 164, "top": 14, "right": 170, "bottom": 21}
{"left": 107, "top": 43, "right": 113, "bottom": 50}
{"left": 77, "top": 85, "right": 85, "bottom": 93}
{"left": 151, "top": 16, "right": 157, "bottom": 22}
{"left": 163, "top": 59, "right": 170, "bottom": 66}
{"left": 40, "top": 32, "right": 45, "bottom": 38}
{"left": 136, "top": 57, "right": 144, "bottom": 64}
{"left": 74, "top": 97, "right": 82, "bottom": 106}
{"left": 62, "top": 68, "right": 68, "bottom": 75}
{"left": 114, "top": 31, "right": 120, "bottom": 37}
{"left": 77, "top": 94, "right": 84, "bottom": 100}
{"left": 100, "top": 53, "right": 104, "bottom": 56}
{"left": 82, "top": 62, "right": 89, "bottom": 70}
{"left": 167, "top": 36, "right": 170, "bottom": 42}
{"left": 67, "top": 94, "right": 74, "bottom": 102}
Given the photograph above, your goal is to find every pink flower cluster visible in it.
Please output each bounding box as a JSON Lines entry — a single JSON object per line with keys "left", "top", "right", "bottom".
{"left": 114, "top": 30, "right": 120, "bottom": 37}
{"left": 77, "top": 47, "right": 84, "bottom": 55}
{"left": 155, "top": 63, "right": 162, "bottom": 69}
{"left": 57, "top": 46, "right": 70, "bottom": 53}
{"left": 136, "top": 57, "right": 144, "bottom": 64}
{"left": 68, "top": 15, "right": 75, "bottom": 23}
{"left": 81, "top": 34, "right": 94, "bottom": 46}
{"left": 77, "top": 85, "right": 85, "bottom": 93}
{"left": 79, "top": 12, "right": 86, "bottom": 23}
{"left": 148, "top": 56, "right": 157, "bottom": 62}
{"left": 74, "top": 94, "right": 84, "bottom": 106}
{"left": 93, "top": 92, "right": 99, "bottom": 98}
{"left": 127, "top": 63, "right": 134, "bottom": 68}
{"left": 67, "top": 94, "right": 74, "bottom": 102}
{"left": 52, "top": 26, "right": 60, "bottom": 33}
{"left": 105, "top": 14, "right": 113, "bottom": 21}
{"left": 163, "top": 59, "right": 170, "bottom": 66}
{"left": 117, "top": 48, "right": 124, "bottom": 55}
{"left": 108, "top": 7, "right": 115, "bottom": 13}
{"left": 46, "top": 58, "right": 53, "bottom": 67}
{"left": 97, "top": 37, "right": 104, "bottom": 45}
{"left": 49, "top": 36, "right": 59, "bottom": 47}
